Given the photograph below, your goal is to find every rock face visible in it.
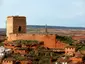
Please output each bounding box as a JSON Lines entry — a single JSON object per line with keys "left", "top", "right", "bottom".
{"left": 0, "top": 46, "right": 5, "bottom": 53}
{"left": 0, "top": 46, "right": 11, "bottom": 59}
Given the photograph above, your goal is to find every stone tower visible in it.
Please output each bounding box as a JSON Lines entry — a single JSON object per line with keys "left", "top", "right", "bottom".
{"left": 6, "top": 16, "right": 26, "bottom": 37}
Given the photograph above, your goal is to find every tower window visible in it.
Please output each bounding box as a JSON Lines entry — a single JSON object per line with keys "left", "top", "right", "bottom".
{"left": 18, "top": 26, "right": 21, "bottom": 32}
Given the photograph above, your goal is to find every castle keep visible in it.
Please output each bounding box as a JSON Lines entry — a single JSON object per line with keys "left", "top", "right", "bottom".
{"left": 6, "top": 16, "right": 67, "bottom": 48}
{"left": 7, "top": 16, "right": 26, "bottom": 37}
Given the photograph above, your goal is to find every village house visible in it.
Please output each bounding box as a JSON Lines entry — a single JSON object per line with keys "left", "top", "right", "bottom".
{"left": 57, "top": 57, "right": 70, "bottom": 64}
{"left": 2, "top": 58, "right": 15, "bottom": 64}
{"left": 20, "top": 59, "right": 32, "bottom": 64}
{"left": 2, "top": 57, "right": 32, "bottom": 64}
{"left": 69, "top": 57, "right": 82, "bottom": 64}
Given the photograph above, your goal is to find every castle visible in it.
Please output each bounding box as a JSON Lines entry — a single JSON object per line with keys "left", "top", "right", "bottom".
{"left": 6, "top": 16, "right": 68, "bottom": 49}
{"left": 3, "top": 16, "right": 84, "bottom": 64}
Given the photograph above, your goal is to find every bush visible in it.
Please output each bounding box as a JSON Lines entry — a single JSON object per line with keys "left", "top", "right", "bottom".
{"left": 12, "top": 53, "right": 26, "bottom": 60}
{"left": 0, "top": 42, "right": 4, "bottom": 46}
{"left": 56, "top": 35, "right": 74, "bottom": 45}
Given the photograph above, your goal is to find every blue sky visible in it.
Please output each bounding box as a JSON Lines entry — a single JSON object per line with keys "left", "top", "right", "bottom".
{"left": 0, "top": 0, "right": 85, "bottom": 28}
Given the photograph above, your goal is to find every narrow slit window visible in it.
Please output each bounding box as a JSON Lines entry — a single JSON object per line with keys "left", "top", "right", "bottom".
{"left": 18, "top": 26, "right": 21, "bottom": 32}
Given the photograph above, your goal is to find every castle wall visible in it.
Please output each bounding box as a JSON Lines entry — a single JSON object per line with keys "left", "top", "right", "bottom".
{"left": 7, "top": 33, "right": 56, "bottom": 48}
{"left": 6, "top": 16, "right": 68, "bottom": 49}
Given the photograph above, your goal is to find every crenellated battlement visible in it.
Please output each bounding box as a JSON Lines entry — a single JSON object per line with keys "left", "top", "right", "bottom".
{"left": 7, "top": 33, "right": 57, "bottom": 48}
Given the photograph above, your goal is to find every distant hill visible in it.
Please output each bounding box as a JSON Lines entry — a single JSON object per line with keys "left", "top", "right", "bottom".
{"left": 0, "top": 28, "right": 6, "bottom": 35}
{"left": 27, "top": 25, "right": 85, "bottom": 30}
{"left": 1, "top": 25, "right": 85, "bottom": 31}
{"left": 0, "top": 28, "right": 6, "bottom": 31}
{"left": 0, "top": 25, "right": 85, "bottom": 36}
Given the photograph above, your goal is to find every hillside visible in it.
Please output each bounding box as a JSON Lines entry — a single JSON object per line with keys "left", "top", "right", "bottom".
{"left": 27, "top": 25, "right": 85, "bottom": 36}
